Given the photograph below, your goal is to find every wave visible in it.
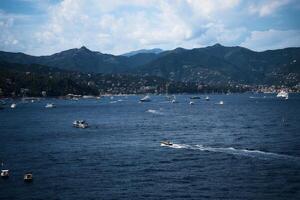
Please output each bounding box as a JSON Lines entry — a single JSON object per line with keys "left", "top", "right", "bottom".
{"left": 164, "top": 143, "right": 299, "bottom": 161}
{"left": 146, "top": 109, "right": 164, "bottom": 115}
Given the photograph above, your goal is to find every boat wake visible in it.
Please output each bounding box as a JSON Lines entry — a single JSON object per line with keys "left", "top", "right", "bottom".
{"left": 146, "top": 109, "right": 164, "bottom": 115}
{"left": 164, "top": 143, "right": 300, "bottom": 161}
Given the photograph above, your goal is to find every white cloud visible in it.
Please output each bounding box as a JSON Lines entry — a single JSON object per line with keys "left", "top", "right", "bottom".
{"left": 241, "top": 29, "right": 300, "bottom": 51}
{"left": 248, "top": 0, "right": 291, "bottom": 17}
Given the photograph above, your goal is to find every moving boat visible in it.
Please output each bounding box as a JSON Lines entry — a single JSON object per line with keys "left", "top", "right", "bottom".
{"left": 45, "top": 103, "right": 55, "bottom": 108}
{"left": 171, "top": 95, "right": 178, "bottom": 103}
{"left": 189, "top": 101, "right": 195, "bottom": 105}
{"left": 160, "top": 141, "right": 173, "bottom": 146}
{"left": 205, "top": 96, "right": 210, "bottom": 101}
{"left": 24, "top": 173, "right": 33, "bottom": 182}
{"left": 276, "top": 90, "right": 288, "bottom": 98}
{"left": 219, "top": 101, "right": 224, "bottom": 105}
{"left": 10, "top": 103, "right": 16, "bottom": 108}
{"left": 140, "top": 95, "right": 151, "bottom": 102}
{"left": 73, "top": 120, "right": 88, "bottom": 128}
{"left": 1, "top": 169, "right": 9, "bottom": 178}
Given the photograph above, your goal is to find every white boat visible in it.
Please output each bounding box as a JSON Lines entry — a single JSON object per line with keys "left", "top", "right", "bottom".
{"left": 140, "top": 95, "right": 151, "bottom": 102}
{"left": 1, "top": 169, "right": 9, "bottom": 178}
{"left": 171, "top": 95, "right": 178, "bottom": 103}
{"left": 10, "top": 103, "right": 16, "bottom": 108}
{"left": 276, "top": 90, "right": 288, "bottom": 98}
{"left": 217, "top": 101, "right": 224, "bottom": 105}
{"left": 73, "top": 120, "right": 88, "bottom": 129}
{"left": 160, "top": 141, "right": 173, "bottom": 146}
{"left": 45, "top": 103, "right": 55, "bottom": 108}
{"left": 189, "top": 101, "right": 195, "bottom": 105}
{"left": 24, "top": 173, "right": 33, "bottom": 182}
{"left": 205, "top": 96, "right": 210, "bottom": 101}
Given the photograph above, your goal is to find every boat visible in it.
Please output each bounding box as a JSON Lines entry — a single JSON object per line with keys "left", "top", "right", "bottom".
{"left": 190, "top": 96, "right": 201, "bottom": 99}
{"left": 73, "top": 120, "right": 88, "bottom": 128}
{"left": 160, "top": 141, "right": 173, "bottom": 146}
{"left": 45, "top": 103, "right": 55, "bottom": 108}
{"left": 218, "top": 101, "right": 224, "bottom": 105}
{"left": 171, "top": 95, "right": 178, "bottom": 103}
{"left": 205, "top": 96, "right": 210, "bottom": 101}
{"left": 276, "top": 90, "right": 288, "bottom": 98}
{"left": 140, "top": 95, "right": 151, "bottom": 102}
{"left": 1, "top": 169, "right": 9, "bottom": 178}
{"left": 10, "top": 103, "right": 16, "bottom": 108}
{"left": 189, "top": 101, "right": 195, "bottom": 105}
{"left": 24, "top": 173, "right": 33, "bottom": 182}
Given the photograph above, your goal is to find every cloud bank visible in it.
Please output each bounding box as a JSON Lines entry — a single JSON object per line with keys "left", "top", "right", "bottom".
{"left": 0, "top": 0, "right": 299, "bottom": 55}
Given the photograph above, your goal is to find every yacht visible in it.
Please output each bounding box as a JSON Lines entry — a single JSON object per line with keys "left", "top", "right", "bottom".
{"left": 45, "top": 103, "right": 55, "bottom": 108}
{"left": 140, "top": 95, "right": 151, "bottom": 102}
{"left": 10, "top": 103, "right": 16, "bottom": 108}
{"left": 73, "top": 120, "right": 88, "bottom": 129}
{"left": 276, "top": 90, "right": 288, "bottom": 98}
{"left": 24, "top": 173, "right": 33, "bottom": 182}
{"left": 1, "top": 170, "right": 9, "bottom": 178}
{"left": 160, "top": 141, "right": 173, "bottom": 146}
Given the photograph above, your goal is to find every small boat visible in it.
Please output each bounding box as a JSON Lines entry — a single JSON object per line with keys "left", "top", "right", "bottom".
{"left": 45, "top": 103, "right": 55, "bottom": 108}
{"left": 140, "top": 95, "right": 151, "bottom": 102}
{"left": 10, "top": 103, "right": 16, "bottom": 108}
{"left": 1, "top": 169, "right": 9, "bottom": 178}
{"left": 160, "top": 141, "right": 173, "bottom": 146}
{"left": 189, "top": 101, "right": 195, "bottom": 105}
{"left": 205, "top": 96, "right": 210, "bottom": 101}
{"left": 190, "top": 96, "right": 201, "bottom": 99}
{"left": 218, "top": 101, "right": 224, "bottom": 105}
{"left": 276, "top": 90, "right": 288, "bottom": 98}
{"left": 73, "top": 120, "right": 88, "bottom": 128}
{"left": 24, "top": 173, "right": 33, "bottom": 182}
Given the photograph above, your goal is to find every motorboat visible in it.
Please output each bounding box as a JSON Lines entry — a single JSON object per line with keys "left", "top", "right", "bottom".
{"left": 205, "top": 96, "right": 210, "bottom": 101}
{"left": 276, "top": 90, "right": 288, "bottom": 98}
{"left": 45, "top": 103, "right": 55, "bottom": 108}
{"left": 10, "top": 103, "right": 16, "bottom": 108}
{"left": 24, "top": 173, "right": 33, "bottom": 182}
{"left": 189, "top": 101, "right": 195, "bottom": 105}
{"left": 140, "top": 95, "right": 151, "bottom": 102}
{"left": 160, "top": 141, "right": 173, "bottom": 146}
{"left": 73, "top": 120, "right": 88, "bottom": 129}
{"left": 1, "top": 169, "right": 9, "bottom": 178}
{"left": 190, "top": 96, "right": 201, "bottom": 99}
{"left": 219, "top": 101, "right": 224, "bottom": 105}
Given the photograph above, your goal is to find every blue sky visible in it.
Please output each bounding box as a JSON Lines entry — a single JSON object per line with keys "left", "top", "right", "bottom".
{"left": 0, "top": 0, "right": 300, "bottom": 55}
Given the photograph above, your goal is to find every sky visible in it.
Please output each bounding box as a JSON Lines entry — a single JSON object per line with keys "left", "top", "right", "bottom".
{"left": 0, "top": 0, "right": 300, "bottom": 55}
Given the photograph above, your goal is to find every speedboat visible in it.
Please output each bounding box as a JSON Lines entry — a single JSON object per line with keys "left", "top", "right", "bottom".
{"left": 10, "top": 103, "right": 16, "bottom": 108}
{"left": 160, "top": 141, "right": 173, "bottom": 146}
{"left": 276, "top": 90, "right": 288, "bottom": 98}
{"left": 24, "top": 173, "right": 33, "bottom": 182}
{"left": 45, "top": 103, "right": 55, "bottom": 108}
{"left": 140, "top": 95, "right": 151, "bottom": 102}
{"left": 73, "top": 120, "right": 88, "bottom": 128}
{"left": 205, "top": 96, "right": 210, "bottom": 101}
{"left": 1, "top": 169, "right": 9, "bottom": 178}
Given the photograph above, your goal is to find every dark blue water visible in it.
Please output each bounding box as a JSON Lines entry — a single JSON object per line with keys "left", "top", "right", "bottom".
{"left": 1, "top": 94, "right": 300, "bottom": 200}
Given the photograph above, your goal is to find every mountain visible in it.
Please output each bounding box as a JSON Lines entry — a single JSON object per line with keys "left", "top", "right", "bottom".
{"left": 0, "top": 44, "right": 299, "bottom": 86}
{"left": 137, "top": 44, "right": 300, "bottom": 85}
{"left": 122, "top": 48, "right": 163, "bottom": 57}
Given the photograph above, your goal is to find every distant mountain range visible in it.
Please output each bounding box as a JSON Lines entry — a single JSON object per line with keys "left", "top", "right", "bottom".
{"left": 0, "top": 44, "right": 299, "bottom": 86}
{"left": 122, "top": 48, "right": 163, "bottom": 57}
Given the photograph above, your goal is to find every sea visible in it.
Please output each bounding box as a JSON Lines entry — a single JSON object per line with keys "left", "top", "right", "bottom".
{"left": 0, "top": 93, "right": 300, "bottom": 200}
